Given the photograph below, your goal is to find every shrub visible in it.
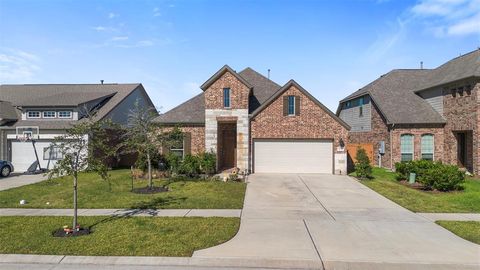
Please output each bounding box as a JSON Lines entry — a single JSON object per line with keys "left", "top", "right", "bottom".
{"left": 420, "top": 164, "right": 465, "bottom": 191}
{"left": 354, "top": 147, "right": 372, "bottom": 179}
{"left": 135, "top": 150, "right": 162, "bottom": 171}
{"left": 179, "top": 154, "right": 201, "bottom": 177}
{"left": 199, "top": 152, "right": 216, "bottom": 175}
{"left": 165, "top": 152, "right": 182, "bottom": 174}
{"left": 395, "top": 160, "right": 439, "bottom": 181}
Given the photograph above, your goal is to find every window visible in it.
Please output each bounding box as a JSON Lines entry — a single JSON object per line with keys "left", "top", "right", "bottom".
{"left": 43, "top": 146, "right": 63, "bottom": 160}
{"left": 421, "top": 134, "right": 434, "bottom": 160}
{"left": 223, "top": 88, "right": 230, "bottom": 108}
{"left": 27, "top": 111, "right": 40, "bottom": 118}
{"left": 359, "top": 106, "right": 363, "bottom": 117}
{"left": 400, "top": 134, "right": 414, "bottom": 162}
{"left": 346, "top": 101, "right": 351, "bottom": 108}
{"left": 170, "top": 138, "right": 184, "bottom": 158}
{"left": 42, "top": 111, "right": 56, "bottom": 118}
{"left": 359, "top": 97, "right": 364, "bottom": 106}
{"left": 288, "top": 96, "right": 295, "bottom": 115}
{"left": 58, "top": 111, "right": 72, "bottom": 118}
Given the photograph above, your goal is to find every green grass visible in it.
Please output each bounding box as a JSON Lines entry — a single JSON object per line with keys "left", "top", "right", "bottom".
{"left": 0, "top": 169, "right": 246, "bottom": 209}
{"left": 436, "top": 221, "right": 480, "bottom": 245}
{"left": 0, "top": 216, "right": 239, "bottom": 256}
{"left": 352, "top": 168, "right": 480, "bottom": 213}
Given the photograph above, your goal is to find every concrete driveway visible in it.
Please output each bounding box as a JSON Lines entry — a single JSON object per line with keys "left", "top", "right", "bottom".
{"left": 194, "top": 174, "right": 480, "bottom": 269}
{"left": 0, "top": 173, "right": 47, "bottom": 191}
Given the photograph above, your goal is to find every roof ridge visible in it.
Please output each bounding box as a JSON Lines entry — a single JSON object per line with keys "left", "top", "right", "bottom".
{"left": 159, "top": 92, "right": 203, "bottom": 115}
{"left": 432, "top": 48, "right": 480, "bottom": 70}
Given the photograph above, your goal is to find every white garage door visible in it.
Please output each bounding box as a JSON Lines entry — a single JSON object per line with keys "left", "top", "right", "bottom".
{"left": 254, "top": 140, "right": 333, "bottom": 174}
{"left": 11, "top": 141, "right": 59, "bottom": 172}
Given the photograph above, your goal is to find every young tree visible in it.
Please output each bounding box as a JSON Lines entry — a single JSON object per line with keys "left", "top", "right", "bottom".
{"left": 48, "top": 117, "right": 116, "bottom": 229}
{"left": 123, "top": 101, "right": 159, "bottom": 189}
{"left": 354, "top": 147, "right": 372, "bottom": 179}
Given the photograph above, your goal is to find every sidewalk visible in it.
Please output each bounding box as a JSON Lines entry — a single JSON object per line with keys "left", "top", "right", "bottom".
{"left": 0, "top": 208, "right": 241, "bottom": 218}
{"left": 417, "top": 212, "right": 480, "bottom": 221}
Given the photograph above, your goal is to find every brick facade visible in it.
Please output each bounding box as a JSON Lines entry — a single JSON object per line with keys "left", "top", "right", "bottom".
{"left": 204, "top": 71, "right": 250, "bottom": 110}
{"left": 442, "top": 80, "right": 479, "bottom": 174}
{"left": 390, "top": 125, "right": 445, "bottom": 165}
{"left": 348, "top": 101, "right": 391, "bottom": 169}
{"left": 159, "top": 125, "right": 206, "bottom": 155}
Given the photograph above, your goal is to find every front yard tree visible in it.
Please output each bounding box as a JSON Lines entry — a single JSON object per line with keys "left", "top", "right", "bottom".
{"left": 124, "top": 101, "right": 159, "bottom": 189}
{"left": 48, "top": 117, "right": 116, "bottom": 230}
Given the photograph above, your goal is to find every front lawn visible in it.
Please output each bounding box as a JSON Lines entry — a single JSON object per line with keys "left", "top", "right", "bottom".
{"left": 436, "top": 221, "right": 480, "bottom": 245}
{"left": 353, "top": 168, "right": 480, "bottom": 213}
{"left": 0, "top": 216, "right": 239, "bottom": 256}
{"left": 0, "top": 169, "right": 246, "bottom": 209}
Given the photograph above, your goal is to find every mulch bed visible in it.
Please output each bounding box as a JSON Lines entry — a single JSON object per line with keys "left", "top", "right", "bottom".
{"left": 132, "top": 186, "right": 169, "bottom": 194}
{"left": 398, "top": 180, "right": 427, "bottom": 190}
{"left": 52, "top": 228, "right": 91, "bottom": 237}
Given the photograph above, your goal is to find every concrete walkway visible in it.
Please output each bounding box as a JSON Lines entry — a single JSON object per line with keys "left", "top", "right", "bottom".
{"left": 0, "top": 208, "right": 241, "bottom": 217}
{"left": 193, "top": 174, "right": 480, "bottom": 270}
{"left": 418, "top": 212, "right": 480, "bottom": 221}
{"left": 0, "top": 173, "right": 47, "bottom": 191}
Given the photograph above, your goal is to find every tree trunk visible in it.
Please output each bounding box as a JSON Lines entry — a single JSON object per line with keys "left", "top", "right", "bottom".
{"left": 147, "top": 151, "right": 152, "bottom": 189}
{"left": 73, "top": 171, "right": 78, "bottom": 229}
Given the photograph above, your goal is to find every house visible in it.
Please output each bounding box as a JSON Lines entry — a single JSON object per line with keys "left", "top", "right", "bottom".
{"left": 0, "top": 83, "right": 156, "bottom": 172}
{"left": 155, "top": 65, "right": 350, "bottom": 174}
{"left": 337, "top": 49, "right": 480, "bottom": 175}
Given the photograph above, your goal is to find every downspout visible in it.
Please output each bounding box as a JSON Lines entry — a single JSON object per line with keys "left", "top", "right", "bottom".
{"left": 390, "top": 123, "right": 395, "bottom": 171}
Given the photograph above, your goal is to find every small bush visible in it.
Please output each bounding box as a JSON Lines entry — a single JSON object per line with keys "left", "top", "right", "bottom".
{"left": 420, "top": 164, "right": 465, "bottom": 191}
{"left": 354, "top": 147, "right": 372, "bottom": 179}
{"left": 199, "top": 152, "right": 216, "bottom": 175}
{"left": 135, "top": 151, "right": 162, "bottom": 171}
{"left": 395, "top": 160, "right": 439, "bottom": 181}
{"left": 179, "top": 154, "right": 201, "bottom": 177}
{"left": 165, "top": 152, "right": 182, "bottom": 174}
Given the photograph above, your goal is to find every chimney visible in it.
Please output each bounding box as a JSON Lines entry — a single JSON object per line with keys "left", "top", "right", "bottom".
{"left": 100, "top": 80, "right": 104, "bottom": 85}
{"left": 420, "top": 61, "right": 423, "bottom": 69}
{"left": 267, "top": 69, "right": 271, "bottom": 79}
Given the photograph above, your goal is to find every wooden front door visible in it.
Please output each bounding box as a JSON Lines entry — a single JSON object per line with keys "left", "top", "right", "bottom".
{"left": 221, "top": 129, "right": 236, "bottom": 169}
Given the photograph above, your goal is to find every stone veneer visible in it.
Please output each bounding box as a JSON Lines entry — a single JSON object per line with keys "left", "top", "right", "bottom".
{"left": 347, "top": 101, "right": 392, "bottom": 169}
{"left": 442, "top": 80, "right": 479, "bottom": 174}
{"left": 204, "top": 70, "right": 251, "bottom": 172}
{"left": 250, "top": 84, "right": 349, "bottom": 174}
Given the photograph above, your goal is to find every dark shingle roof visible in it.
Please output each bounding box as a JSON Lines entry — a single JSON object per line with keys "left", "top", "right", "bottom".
{"left": 339, "top": 49, "right": 480, "bottom": 125}
{"left": 0, "top": 101, "right": 18, "bottom": 121}
{"left": 0, "top": 83, "right": 152, "bottom": 128}
{"left": 155, "top": 67, "right": 281, "bottom": 124}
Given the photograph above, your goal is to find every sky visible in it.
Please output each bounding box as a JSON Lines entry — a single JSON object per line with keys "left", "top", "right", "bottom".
{"left": 1, "top": 0, "right": 479, "bottom": 113}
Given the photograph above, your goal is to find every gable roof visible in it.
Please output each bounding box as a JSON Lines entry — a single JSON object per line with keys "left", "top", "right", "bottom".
{"left": 155, "top": 66, "right": 281, "bottom": 124}
{"left": 0, "top": 101, "right": 18, "bottom": 121}
{"left": 200, "top": 65, "right": 253, "bottom": 91}
{"left": 0, "top": 83, "right": 154, "bottom": 128}
{"left": 338, "top": 50, "right": 480, "bottom": 125}
{"left": 251, "top": 80, "right": 351, "bottom": 130}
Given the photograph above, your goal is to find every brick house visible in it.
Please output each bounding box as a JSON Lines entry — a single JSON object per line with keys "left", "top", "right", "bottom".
{"left": 337, "top": 49, "right": 480, "bottom": 175}
{"left": 155, "top": 65, "right": 350, "bottom": 174}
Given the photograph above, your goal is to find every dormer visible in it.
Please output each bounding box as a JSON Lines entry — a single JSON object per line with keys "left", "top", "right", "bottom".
{"left": 200, "top": 65, "right": 252, "bottom": 110}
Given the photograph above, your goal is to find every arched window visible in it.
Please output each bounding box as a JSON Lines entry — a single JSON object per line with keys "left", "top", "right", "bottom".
{"left": 400, "top": 134, "right": 414, "bottom": 162}
{"left": 421, "top": 134, "right": 434, "bottom": 161}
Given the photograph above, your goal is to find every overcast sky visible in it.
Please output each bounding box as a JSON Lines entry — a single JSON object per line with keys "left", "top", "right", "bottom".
{"left": 1, "top": 0, "right": 479, "bottom": 113}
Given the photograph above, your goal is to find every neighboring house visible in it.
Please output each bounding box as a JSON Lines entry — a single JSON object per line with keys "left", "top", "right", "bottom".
{"left": 155, "top": 65, "right": 350, "bottom": 174}
{"left": 337, "top": 49, "right": 480, "bottom": 175}
{"left": 0, "top": 83, "right": 156, "bottom": 172}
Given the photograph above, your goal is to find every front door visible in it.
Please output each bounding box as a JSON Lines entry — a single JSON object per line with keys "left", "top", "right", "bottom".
{"left": 221, "top": 129, "right": 236, "bottom": 169}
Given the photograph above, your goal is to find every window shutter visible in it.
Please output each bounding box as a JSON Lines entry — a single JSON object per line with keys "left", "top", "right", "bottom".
{"left": 184, "top": 132, "right": 192, "bottom": 155}
{"left": 283, "top": 96, "right": 288, "bottom": 116}
{"left": 295, "top": 95, "right": 300, "bottom": 116}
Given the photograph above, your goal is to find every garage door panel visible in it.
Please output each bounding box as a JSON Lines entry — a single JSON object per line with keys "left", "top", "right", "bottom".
{"left": 254, "top": 140, "right": 333, "bottom": 174}
{"left": 11, "top": 141, "right": 58, "bottom": 172}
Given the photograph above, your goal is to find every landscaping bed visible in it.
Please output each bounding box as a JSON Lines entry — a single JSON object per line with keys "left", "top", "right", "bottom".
{"left": 353, "top": 168, "right": 480, "bottom": 213}
{"left": 0, "top": 216, "right": 240, "bottom": 256}
{"left": 0, "top": 169, "right": 246, "bottom": 209}
{"left": 436, "top": 221, "right": 480, "bottom": 245}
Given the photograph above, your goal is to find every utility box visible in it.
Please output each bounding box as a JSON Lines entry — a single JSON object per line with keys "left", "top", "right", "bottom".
{"left": 379, "top": 141, "right": 385, "bottom": 155}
